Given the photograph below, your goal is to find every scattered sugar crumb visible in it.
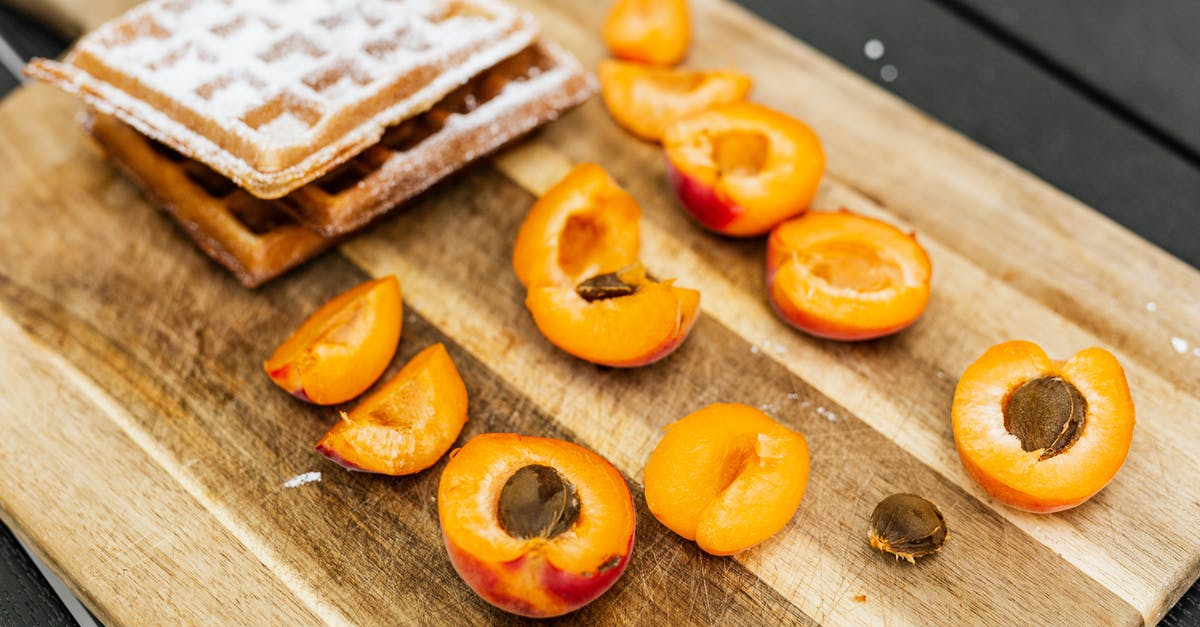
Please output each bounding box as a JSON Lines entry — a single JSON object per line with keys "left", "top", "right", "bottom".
{"left": 935, "top": 369, "right": 946, "bottom": 379}
{"left": 881, "top": 64, "right": 899, "bottom": 82}
{"left": 750, "top": 345, "right": 760, "bottom": 354}
{"left": 864, "top": 39, "right": 885, "bottom": 60}
{"left": 283, "top": 471, "right": 321, "bottom": 488}
{"left": 1194, "top": 347, "right": 1200, "bottom": 357}
{"left": 787, "top": 392, "right": 800, "bottom": 401}
{"left": 816, "top": 406, "right": 838, "bottom": 422}
{"left": 800, "top": 401, "right": 812, "bottom": 409}
{"left": 1145, "top": 302, "right": 1157, "bottom": 312}
{"left": 759, "top": 403, "right": 775, "bottom": 413}
{"left": 1171, "top": 337, "right": 1189, "bottom": 354}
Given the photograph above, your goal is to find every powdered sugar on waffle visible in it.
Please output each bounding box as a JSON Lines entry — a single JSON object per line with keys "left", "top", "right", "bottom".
{"left": 29, "top": 0, "right": 540, "bottom": 198}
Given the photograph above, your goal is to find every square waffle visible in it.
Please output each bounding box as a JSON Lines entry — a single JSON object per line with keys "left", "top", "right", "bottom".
{"left": 85, "top": 42, "right": 594, "bottom": 287}
{"left": 29, "top": 0, "right": 540, "bottom": 199}
{"left": 284, "top": 41, "right": 593, "bottom": 236}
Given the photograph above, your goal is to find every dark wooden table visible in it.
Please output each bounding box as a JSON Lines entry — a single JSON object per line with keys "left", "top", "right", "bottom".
{"left": 1, "top": 1, "right": 1197, "bottom": 624}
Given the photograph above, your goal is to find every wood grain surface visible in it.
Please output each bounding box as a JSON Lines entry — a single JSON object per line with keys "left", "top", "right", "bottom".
{"left": 1, "top": 0, "right": 1198, "bottom": 625}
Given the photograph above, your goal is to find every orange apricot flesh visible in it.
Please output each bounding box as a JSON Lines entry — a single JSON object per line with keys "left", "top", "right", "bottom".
{"left": 315, "top": 343, "right": 467, "bottom": 475}
{"left": 526, "top": 264, "right": 700, "bottom": 367}
{"left": 264, "top": 276, "right": 402, "bottom": 405}
{"left": 663, "top": 102, "right": 825, "bottom": 237}
{"left": 599, "top": 60, "right": 752, "bottom": 142}
{"left": 512, "top": 163, "right": 640, "bottom": 288}
{"left": 952, "top": 341, "right": 1135, "bottom": 513}
{"left": 643, "top": 403, "right": 810, "bottom": 555}
{"left": 766, "top": 210, "right": 932, "bottom": 340}
{"left": 602, "top": 0, "right": 690, "bottom": 66}
{"left": 439, "top": 433, "right": 635, "bottom": 618}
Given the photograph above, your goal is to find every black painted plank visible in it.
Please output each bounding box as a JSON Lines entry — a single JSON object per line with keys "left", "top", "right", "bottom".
{"left": 0, "top": 525, "right": 75, "bottom": 627}
{"left": 735, "top": 0, "right": 1200, "bottom": 270}
{"left": 0, "top": 4, "right": 66, "bottom": 60}
{"left": 949, "top": 0, "right": 1200, "bottom": 165}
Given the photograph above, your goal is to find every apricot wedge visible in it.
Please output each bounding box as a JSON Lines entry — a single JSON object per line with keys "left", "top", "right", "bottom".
{"left": 439, "top": 433, "right": 635, "bottom": 617}
{"left": 644, "top": 403, "right": 809, "bottom": 555}
{"left": 603, "top": 0, "right": 690, "bottom": 66}
{"left": 264, "top": 276, "right": 402, "bottom": 405}
{"left": 513, "top": 163, "right": 640, "bottom": 288}
{"left": 767, "top": 210, "right": 932, "bottom": 340}
{"left": 664, "top": 102, "right": 825, "bottom": 236}
{"left": 526, "top": 264, "right": 700, "bottom": 367}
{"left": 316, "top": 343, "right": 468, "bottom": 475}
{"left": 952, "top": 341, "right": 1135, "bottom": 513}
{"left": 599, "top": 60, "right": 752, "bottom": 142}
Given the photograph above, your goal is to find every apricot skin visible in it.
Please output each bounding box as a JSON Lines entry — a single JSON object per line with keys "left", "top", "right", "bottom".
{"left": 765, "top": 211, "right": 931, "bottom": 341}
{"left": 644, "top": 403, "right": 809, "bottom": 555}
{"left": 663, "top": 103, "right": 825, "bottom": 237}
{"left": 314, "top": 343, "right": 468, "bottom": 476}
{"left": 264, "top": 276, "right": 402, "bottom": 405}
{"left": 603, "top": 0, "right": 690, "bottom": 66}
{"left": 439, "top": 434, "right": 635, "bottom": 618}
{"left": 525, "top": 266, "right": 700, "bottom": 368}
{"left": 952, "top": 342, "right": 1135, "bottom": 513}
{"left": 442, "top": 532, "right": 632, "bottom": 618}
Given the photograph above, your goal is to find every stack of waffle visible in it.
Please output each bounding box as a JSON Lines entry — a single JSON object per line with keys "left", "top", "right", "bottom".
{"left": 28, "top": 0, "right": 593, "bottom": 287}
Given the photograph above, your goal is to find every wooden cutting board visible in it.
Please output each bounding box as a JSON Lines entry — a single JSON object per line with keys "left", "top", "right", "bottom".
{"left": 2, "top": 0, "right": 1198, "bottom": 624}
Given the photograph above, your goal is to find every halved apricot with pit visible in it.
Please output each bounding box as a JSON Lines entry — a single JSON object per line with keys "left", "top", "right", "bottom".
{"left": 599, "top": 60, "right": 752, "bottom": 142}
{"left": 439, "top": 433, "right": 635, "bottom": 618}
{"left": 663, "top": 102, "right": 825, "bottom": 237}
{"left": 643, "top": 403, "right": 810, "bottom": 555}
{"left": 512, "top": 163, "right": 640, "bottom": 288}
{"left": 526, "top": 263, "right": 700, "bottom": 367}
{"left": 766, "top": 210, "right": 931, "bottom": 340}
{"left": 264, "top": 276, "right": 402, "bottom": 405}
{"left": 315, "top": 343, "right": 467, "bottom": 475}
{"left": 952, "top": 341, "right": 1135, "bottom": 513}
{"left": 603, "top": 0, "right": 690, "bottom": 66}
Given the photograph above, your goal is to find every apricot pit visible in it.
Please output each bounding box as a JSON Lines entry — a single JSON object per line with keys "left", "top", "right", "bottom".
{"left": 576, "top": 270, "right": 639, "bottom": 302}
{"left": 439, "top": 434, "right": 635, "bottom": 617}
{"left": 868, "top": 494, "right": 948, "bottom": 563}
{"left": 498, "top": 465, "right": 581, "bottom": 539}
{"left": 1003, "top": 376, "right": 1086, "bottom": 460}
{"left": 953, "top": 341, "right": 1135, "bottom": 512}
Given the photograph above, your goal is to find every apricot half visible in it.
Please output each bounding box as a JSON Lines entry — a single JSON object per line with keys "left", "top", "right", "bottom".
{"left": 766, "top": 210, "right": 932, "bottom": 340}
{"left": 602, "top": 0, "right": 690, "bottom": 66}
{"left": 526, "top": 263, "right": 700, "bottom": 367}
{"left": 663, "top": 102, "right": 825, "bottom": 237}
{"left": 315, "top": 343, "right": 468, "bottom": 475}
{"left": 599, "top": 60, "right": 752, "bottom": 142}
{"left": 439, "top": 433, "right": 635, "bottom": 618}
{"left": 643, "top": 403, "right": 810, "bottom": 555}
{"left": 952, "top": 341, "right": 1135, "bottom": 513}
{"left": 264, "top": 276, "right": 402, "bottom": 405}
{"left": 512, "top": 163, "right": 640, "bottom": 289}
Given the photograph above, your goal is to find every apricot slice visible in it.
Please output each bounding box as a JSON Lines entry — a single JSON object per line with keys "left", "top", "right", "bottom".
{"left": 439, "top": 433, "right": 635, "bottom": 618}
{"left": 766, "top": 210, "right": 932, "bottom": 340}
{"left": 599, "top": 60, "right": 752, "bottom": 142}
{"left": 602, "top": 0, "right": 690, "bottom": 66}
{"left": 264, "top": 276, "right": 402, "bottom": 405}
{"left": 315, "top": 343, "right": 467, "bottom": 475}
{"left": 952, "top": 341, "right": 1135, "bottom": 513}
{"left": 643, "top": 403, "right": 809, "bottom": 555}
{"left": 512, "top": 163, "right": 640, "bottom": 288}
{"left": 526, "top": 263, "right": 700, "bottom": 367}
{"left": 663, "top": 102, "right": 825, "bottom": 237}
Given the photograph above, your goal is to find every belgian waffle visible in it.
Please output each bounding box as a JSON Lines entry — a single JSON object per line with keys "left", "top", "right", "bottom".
{"left": 87, "top": 111, "right": 336, "bottom": 288}
{"left": 85, "top": 42, "right": 593, "bottom": 287}
{"left": 29, "top": 0, "right": 540, "bottom": 199}
{"left": 285, "top": 41, "right": 593, "bottom": 236}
